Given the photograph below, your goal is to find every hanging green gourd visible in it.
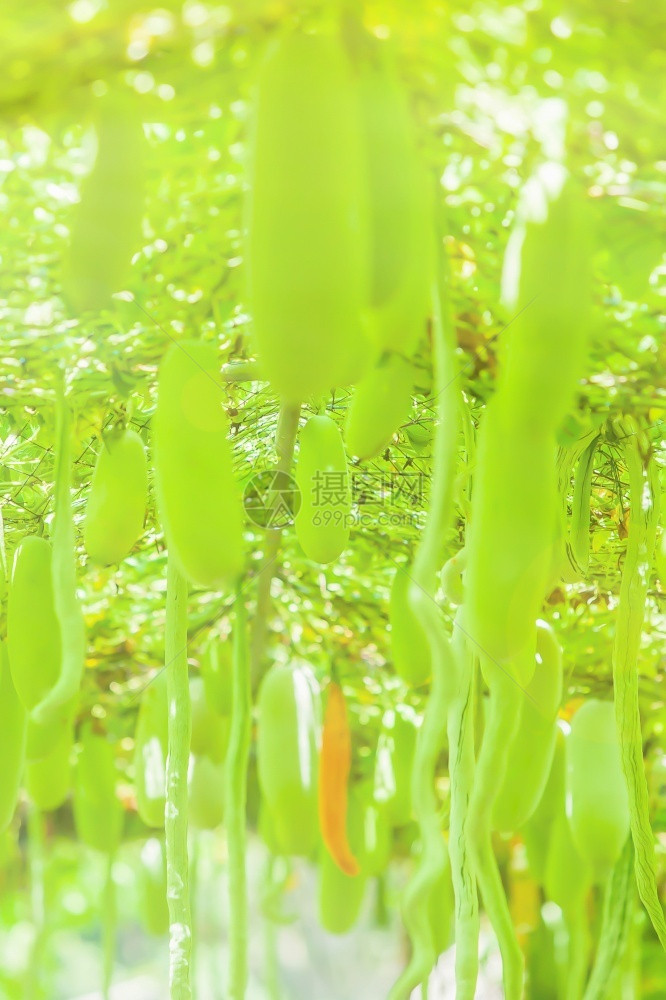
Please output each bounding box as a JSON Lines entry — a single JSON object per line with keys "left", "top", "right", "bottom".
{"left": 190, "top": 676, "right": 230, "bottom": 764}
{"left": 84, "top": 427, "right": 148, "bottom": 565}
{"left": 62, "top": 93, "right": 146, "bottom": 313}
{"left": 25, "top": 723, "right": 73, "bottom": 813}
{"left": 153, "top": 339, "right": 245, "bottom": 590}
{"left": 7, "top": 536, "right": 61, "bottom": 712}
{"left": 200, "top": 639, "right": 232, "bottom": 717}
{"left": 257, "top": 662, "right": 321, "bottom": 857}
{"left": 357, "top": 42, "right": 432, "bottom": 355}
{"left": 0, "top": 641, "right": 27, "bottom": 832}
{"left": 73, "top": 725, "right": 124, "bottom": 855}
{"left": 133, "top": 671, "right": 168, "bottom": 829}
{"left": 345, "top": 354, "right": 414, "bottom": 461}
{"left": 247, "top": 30, "right": 373, "bottom": 402}
{"left": 139, "top": 838, "right": 170, "bottom": 937}
{"left": 374, "top": 707, "right": 418, "bottom": 827}
{"left": 188, "top": 755, "right": 225, "bottom": 830}
{"left": 389, "top": 566, "right": 432, "bottom": 687}
{"left": 492, "top": 620, "right": 563, "bottom": 833}
{"left": 294, "top": 415, "right": 351, "bottom": 564}
{"left": 566, "top": 699, "right": 630, "bottom": 882}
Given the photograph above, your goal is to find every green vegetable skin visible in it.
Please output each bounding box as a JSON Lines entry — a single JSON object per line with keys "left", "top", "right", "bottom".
{"left": 566, "top": 699, "right": 630, "bottom": 881}
{"left": 139, "top": 838, "right": 169, "bottom": 936}
{"left": 190, "top": 677, "right": 230, "bottom": 764}
{"left": 153, "top": 340, "right": 245, "bottom": 589}
{"left": 247, "top": 31, "right": 373, "bottom": 402}
{"left": 522, "top": 726, "right": 566, "bottom": 885}
{"left": 493, "top": 620, "right": 563, "bottom": 833}
{"left": 358, "top": 50, "right": 431, "bottom": 355}
{"left": 257, "top": 662, "right": 320, "bottom": 857}
{"left": 429, "top": 845, "right": 454, "bottom": 957}
{"left": 188, "top": 755, "right": 225, "bottom": 830}
{"left": 466, "top": 169, "right": 592, "bottom": 667}
{"left": 389, "top": 567, "right": 431, "bottom": 686}
{"left": 346, "top": 355, "right": 414, "bottom": 460}
{"left": 7, "top": 536, "right": 61, "bottom": 710}
{"left": 133, "top": 672, "right": 168, "bottom": 829}
{"left": 26, "top": 709, "right": 75, "bottom": 762}
{"left": 295, "top": 415, "right": 351, "bottom": 564}
{"left": 73, "top": 726, "right": 124, "bottom": 854}
{"left": 318, "top": 787, "right": 367, "bottom": 934}
{"left": 25, "top": 724, "right": 73, "bottom": 812}
{"left": 200, "top": 640, "right": 232, "bottom": 716}
{"left": 0, "top": 641, "right": 26, "bottom": 832}
{"left": 374, "top": 707, "right": 417, "bottom": 826}
{"left": 62, "top": 98, "right": 145, "bottom": 313}
{"left": 84, "top": 428, "right": 148, "bottom": 565}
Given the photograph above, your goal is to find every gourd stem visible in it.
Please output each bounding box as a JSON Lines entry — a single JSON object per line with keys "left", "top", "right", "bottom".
{"left": 165, "top": 558, "right": 192, "bottom": 1000}
{"left": 224, "top": 587, "right": 252, "bottom": 999}
{"left": 388, "top": 240, "right": 460, "bottom": 999}
{"left": 613, "top": 431, "right": 666, "bottom": 949}
{"left": 102, "top": 853, "right": 116, "bottom": 1000}
{"left": 250, "top": 403, "right": 301, "bottom": 688}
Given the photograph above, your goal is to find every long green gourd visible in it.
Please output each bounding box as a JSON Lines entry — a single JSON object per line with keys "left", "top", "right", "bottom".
{"left": 188, "top": 755, "right": 224, "bottom": 830}
{"left": 522, "top": 726, "right": 566, "bottom": 885}
{"left": 25, "top": 724, "right": 72, "bottom": 813}
{"left": 139, "top": 838, "right": 170, "bottom": 937}
{"left": 200, "top": 640, "right": 232, "bottom": 717}
{"left": 583, "top": 836, "right": 634, "bottom": 1000}
{"left": 373, "top": 707, "right": 418, "bottom": 827}
{"left": 62, "top": 94, "right": 145, "bottom": 313}
{"left": 357, "top": 41, "right": 432, "bottom": 355}
{"left": 257, "top": 662, "right": 320, "bottom": 857}
{"left": 345, "top": 354, "right": 414, "bottom": 460}
{"left": 190, "top": 676, "right": 230, "bottom": 764}
{"left": 543, "top": 732, "right": 591, "bottom": 1000}
{"left": 247, "top": 31, "right": 373, "bottom": 402}
{"left": 223, "top": 590, "right": 251, "bottom": 1000}
{"left": 466, "top": 168, "right": 593, "bottom": 665}
{"left": 294, "top": 415, "right": 351, "bottom": 565}
{"left": 447, "top": 623, "right": 479, "bottom": 999}
{"left": 133, "top": 671, "right": 168, "bottom": 828}
{"left": 563, "top": 435, "right": 599, "bottom": 582}
{"left": 7, "top": 536, "right": 62, "bottom": 711}
{"left": 33, "top": 388, "right": 86, "bottom": 727}
{"left": 612, "top": 426, "right": 666, "bottom": 949}
{"left": 164, "top": 558, "right": 192, "bottom": 1000}
{"left": 492, "top": 620, "right": 563, "bottom": 833}
{"left": 388, "top": 565, "right": 432, "bottom": 687}
{"left": 317, "top": 788, "right": 367, "bottom": 934}
{"left": 153, "top": 341, "right": 245, "bottom": 590}
{"left": 0, "top": 641, "right": 27, "bottom": 832}
{"left": 73, "top": 725, "right": 124, "bottom": 854}
{"left": 566, "top": 699, "right": 630, "bottom": 881}
{"left": 388, "top": 237, "right": 460, "bottom": 999}
{"left": 84, "top": 427, "right": 148, "bottom": 565}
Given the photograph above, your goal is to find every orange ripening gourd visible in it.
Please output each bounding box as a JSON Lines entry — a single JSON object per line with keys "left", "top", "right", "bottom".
{"left": 318, "top": 681, "right": 359, "bottom": 877}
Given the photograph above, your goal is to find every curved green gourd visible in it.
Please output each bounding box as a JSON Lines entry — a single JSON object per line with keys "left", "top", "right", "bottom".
{"left": 352, "top": 784, "right": 391, "bottom": 879}
{"left": 257, "top": 662, "right": 320, "bottom": 857}
{"left": 318, "top": 793, "right": 367, "bottom": 934}
{"left": 200, "top": 640, "right": 232, "bottom": 716}
{"left": 346, "top": 355, "right": 413, "bottom": 460}
{"left": 73, "top": 725, "right": 124, "bottom": 855}
{"left": 500, "top": 168, "right": 593, "bottom": 435}
{"left": 188, "top": 755, "right": 225, "bottom": 830}
{"left": 522, "top": 726, "right": 566, "bottom": 885}
{"left": 566, "top": 699, "right": 630, "bottom": 882}
{"left": 375, "top": 707, "right": 418, "bottom": 827}
{"left": 429, "top": 845, "right": 454, "bottom": 958}
{"left": 358, "top": 47, "right": 431, "bottom": 355}
{"left": 62, "top": 96, "right": 145, "bottom": 313}
{"left": 0, "top": 641, "right": 27, "bottom": 832}
{"left": 294, "top": 415, "right": 351, "bottom": 564}
{"left": 133, "top": 671, "right": 168, "bottom": 829}
{"left": 7, "top": 536, "right": 61, "bottom": 711}
{"left": 190, "top": 677, "right": 230, "bottom": 764}
{"left": 25, "top": 723, "right": 73, "bottom": 812}
{"left": 139, "top": 838, "right": 169, "bottom": 937}
{"left": 493, "top": 620, "right": 563, "bottom": 833}
{"left": 247, "top": 31, "right": 373, "bottom": 402}
{"left": 84, "top": 427, "right": 148, "bottom": 565}
{"left": 153, "top": 339, "right": 245, "bottom": 589}
{"left": 389, "top": 567, "right": 431, "bottom": 686}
